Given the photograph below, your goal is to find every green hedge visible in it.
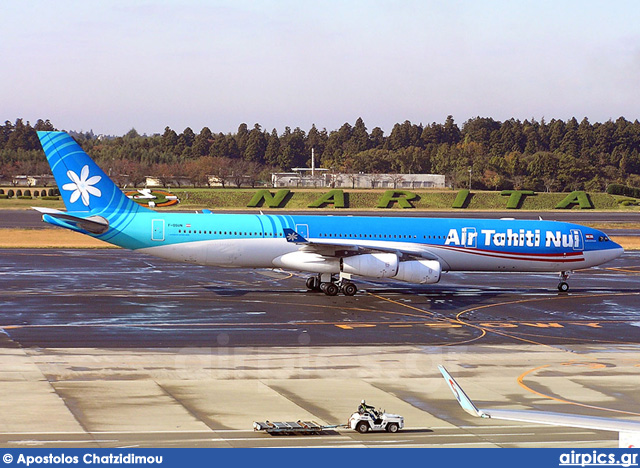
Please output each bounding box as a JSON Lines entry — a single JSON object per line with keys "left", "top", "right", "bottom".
{"left": 376, "top": 190, "right": 418, "bottom": 208}
{"left": 607, "top": 183, "right": 640, "bottom": 199}
{"left": 452, "top": 189, "right": 470, "bottom": 208}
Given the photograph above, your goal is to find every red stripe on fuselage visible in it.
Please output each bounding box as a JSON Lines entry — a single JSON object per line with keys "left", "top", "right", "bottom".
{"left": 435, "top": 245, "right": 584, "bottom": 263}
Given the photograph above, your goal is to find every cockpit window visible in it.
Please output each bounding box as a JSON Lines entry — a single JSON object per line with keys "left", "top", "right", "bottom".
{"left": 598, "top": 236, "right": 610, "bottom": 242}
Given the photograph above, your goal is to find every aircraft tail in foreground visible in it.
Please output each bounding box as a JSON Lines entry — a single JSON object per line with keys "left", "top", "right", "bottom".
{"left": 438, "top": 365, "right": 640, "bottom": 448}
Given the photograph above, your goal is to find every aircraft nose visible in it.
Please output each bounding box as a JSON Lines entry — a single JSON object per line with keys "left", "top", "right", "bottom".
{"left": 611, "top": 244, "right": 624, "bottom": 259}
{"left": 605, "top": 239, "right": 624, "bottom": 262}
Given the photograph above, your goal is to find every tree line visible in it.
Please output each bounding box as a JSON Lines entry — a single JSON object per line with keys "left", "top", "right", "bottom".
{"left": 1, "top": 115, "right": 640, "bottom": 191}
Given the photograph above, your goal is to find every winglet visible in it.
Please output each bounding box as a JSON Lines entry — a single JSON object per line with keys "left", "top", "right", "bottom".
{"left": 438, "top": 365, "right": 486, "bottom": 418}
{"left": 283, "top": 227, "right": 308, "bottom": 243}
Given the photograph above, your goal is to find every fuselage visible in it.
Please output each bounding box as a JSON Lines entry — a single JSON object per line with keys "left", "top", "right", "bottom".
{"left": 73, "top": 211, "right": 623, "bottom": 274}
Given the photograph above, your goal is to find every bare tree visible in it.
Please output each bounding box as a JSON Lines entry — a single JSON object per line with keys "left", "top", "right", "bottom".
{"left": 230, "top": 159, "right": 250, "bottom": 188}
{"left": 542, "top": 175, "right": 558, "bottom": 193}
{"left": 512, "top": 175, "right": 526, "bottom": 191}
{"left": 244, "top": 161, "right": 263, "bottom": 188}
{"left": 346, "top": 172, "right": 359, "bottom": 189}
{"left": 152, "top": 163, "right": 173, "bottom": 188}
{"left": 389, "top": 173, "right": 405, "bottom": 189}
{"left": 185, "top": 159, "right": 209, "bottom": 188}
{"left": 207, "top": 157, "right": 233, "bottom": 188}
{"left": 370, "top": 172, "right": 382, "bottom": 188}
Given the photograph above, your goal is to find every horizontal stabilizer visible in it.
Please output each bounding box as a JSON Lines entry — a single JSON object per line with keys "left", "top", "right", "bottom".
{"left": 33, "top": 207, "right": 109, "bottom": 234}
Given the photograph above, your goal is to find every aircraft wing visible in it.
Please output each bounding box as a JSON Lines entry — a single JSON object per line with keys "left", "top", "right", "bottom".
{"left": 438, "top": 365, "right": 640, "bottom": 448}
{"left": 282, "top": 227, "right": 446, "bottom": 264}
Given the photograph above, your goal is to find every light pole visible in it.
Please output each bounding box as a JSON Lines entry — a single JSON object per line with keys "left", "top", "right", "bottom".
{"left": 468, "top": 167, "right": 472, "bottom": 189}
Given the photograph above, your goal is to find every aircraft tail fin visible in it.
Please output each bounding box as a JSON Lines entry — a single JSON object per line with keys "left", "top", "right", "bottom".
{"left": 438, "top": 365, "right": 486, "bottom": 418}
{"left": 37, "top": 131, "right": 149, "bottom": 214}
{"left": 439, "top": 365, "right": 640, "bottom": 448}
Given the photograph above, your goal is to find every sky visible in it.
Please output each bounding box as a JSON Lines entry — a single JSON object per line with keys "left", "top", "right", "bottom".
{"left": 1, "top": 0, "right": 640, "bottom": 136}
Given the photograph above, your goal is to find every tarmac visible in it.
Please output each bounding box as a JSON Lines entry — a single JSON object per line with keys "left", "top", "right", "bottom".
{"left": 0, "top": 344, "right": 637, "bottom": 447}
{"left": 0, "top": 247, "right": 639, "bottom": 447}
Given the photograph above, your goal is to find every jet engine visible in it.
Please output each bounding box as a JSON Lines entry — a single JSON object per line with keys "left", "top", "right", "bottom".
{"left": 273, "top": 251, "right": 339, "bottom": 273}
{"left": 340, "top": 253, "right": 399, "bottom": 278}
{"left": 392, "top": 259, "right": 442, "bottom": 284}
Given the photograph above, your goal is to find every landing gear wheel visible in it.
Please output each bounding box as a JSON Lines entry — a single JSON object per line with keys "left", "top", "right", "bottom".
{"left": 557, "top": 271, "right": 571, "bottom": 292}
{"left": 324, "top": 283, "right": 339, "bottom": 296}
{"left": 386, "top": 423, "right": 399, "bottom": 433}
{"left": 356, "top": 422, "right": 369, "bottom": 433}
{"left": 306, "top": 277, "right": 315, "bottom": 290}
{"left": 342, "top": 282, "right": 357, "bottom": 296}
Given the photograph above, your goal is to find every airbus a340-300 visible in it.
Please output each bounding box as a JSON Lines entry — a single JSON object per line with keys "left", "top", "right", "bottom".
{"left": 34, "top": 131, "right": 623, "bottom": 295}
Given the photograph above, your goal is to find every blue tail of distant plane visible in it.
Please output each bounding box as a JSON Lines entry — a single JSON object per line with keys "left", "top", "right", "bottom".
{"left": 37, "top": 131, "right": 147, "bottom": 215}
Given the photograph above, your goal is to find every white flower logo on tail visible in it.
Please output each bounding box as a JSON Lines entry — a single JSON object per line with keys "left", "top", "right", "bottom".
{"left": 62, "top": 165, "right": 102, "bottom": 206}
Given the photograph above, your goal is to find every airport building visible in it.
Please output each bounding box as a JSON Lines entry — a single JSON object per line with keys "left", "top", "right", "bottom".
{"left": 0, "top": 174, "right": 56, "bottom": 187}
{"left": 271, "top": 169, "right": 446, "bottom": 189}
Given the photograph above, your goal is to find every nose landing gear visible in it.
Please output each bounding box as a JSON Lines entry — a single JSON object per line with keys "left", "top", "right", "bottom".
{"left": 557, "top": 271, "right": 571, "bottom": 292}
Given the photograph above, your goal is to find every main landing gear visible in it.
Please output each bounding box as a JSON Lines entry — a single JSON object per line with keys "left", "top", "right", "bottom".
{"left": 557, "top": 271, "right": 571, "bottom": 292}
{"left": 306, "top": 273, "right": 358, "bottom": 296}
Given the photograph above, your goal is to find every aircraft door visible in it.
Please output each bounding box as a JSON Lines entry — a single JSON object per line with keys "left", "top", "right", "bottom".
{"left": 295, "top": 224, "right": 309, "bottom": 238}
{"left": 461, "top": 227, "right": 477, "bottom": 248}
{"left": 152, "top": 219, "right": 165, "bottom": 241}
{"left": 571, "top": 229, "right": 583, "bottom": 251}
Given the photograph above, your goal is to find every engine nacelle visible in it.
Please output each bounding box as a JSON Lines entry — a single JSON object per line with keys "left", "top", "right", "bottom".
{"left": 392, "top": 260, "right": 442, "bottom": 284}
{"left": 340, "top": 253, "right": 398, "bottom": 278}
{"left": 273, "top": 251, "right": 339, "bottom": 273}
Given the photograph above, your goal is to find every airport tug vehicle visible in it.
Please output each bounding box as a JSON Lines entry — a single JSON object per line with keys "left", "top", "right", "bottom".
{"left": 348, "top": 401, "right": 404, "bottom": 433}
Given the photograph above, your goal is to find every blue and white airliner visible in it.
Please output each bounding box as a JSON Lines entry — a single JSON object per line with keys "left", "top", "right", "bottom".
{"left": 35, "top": 131, "right": 624, "bottom": 296}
